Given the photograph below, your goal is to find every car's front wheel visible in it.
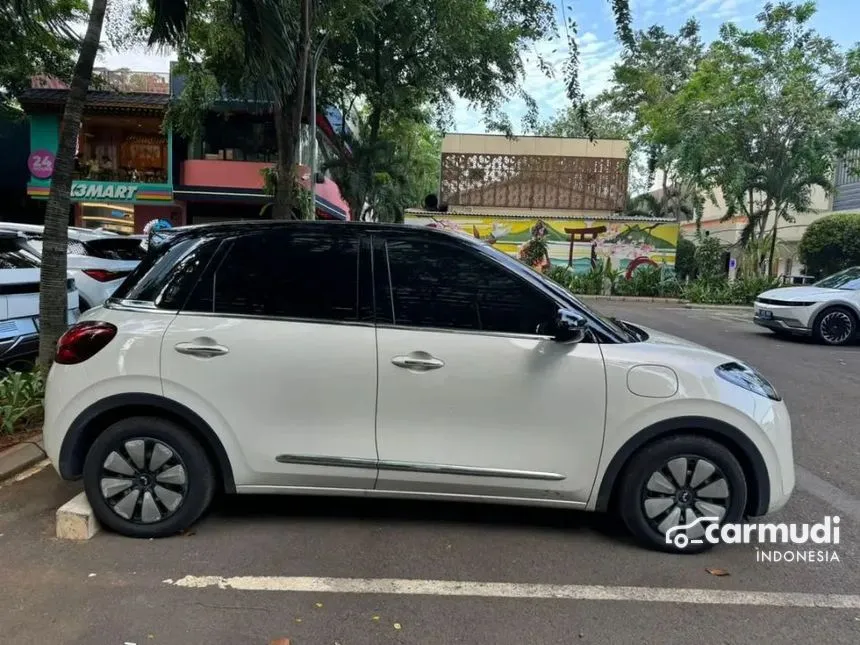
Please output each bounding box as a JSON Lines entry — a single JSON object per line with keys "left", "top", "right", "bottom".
{"left": 813, "top": 306, "right": 857, "bottom": 346}
{"left": 617, "top": 435, "right": 747, "bottom": 553}
{"left": 83, "top": 416, "right": 216, "bottom": 538}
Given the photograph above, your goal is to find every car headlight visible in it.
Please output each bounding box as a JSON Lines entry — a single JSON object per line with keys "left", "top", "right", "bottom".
{"left": 715, "top": 362, "right": 781, "bottom": 401}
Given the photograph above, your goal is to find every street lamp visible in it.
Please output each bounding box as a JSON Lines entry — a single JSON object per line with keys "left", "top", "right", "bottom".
{"left": 309, "top": 32, "right": 329, "bottom": 220}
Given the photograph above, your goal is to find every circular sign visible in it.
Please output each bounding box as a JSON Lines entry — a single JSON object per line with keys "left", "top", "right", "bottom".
{"left": 28, "top": 149, "right": 55, "bottom": 179}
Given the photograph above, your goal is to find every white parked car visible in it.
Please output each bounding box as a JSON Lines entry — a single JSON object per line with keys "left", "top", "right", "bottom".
{"left": 0, "top": 231, "right": 79, "bottom": 370}
{"left": 0, "top": 223, "right": 143, "bottom": 311}
{"left": 754, "top": 266, "right": 860, "bottom": 345}
{"left": 42, "top": 222, "right": 795, "bottom": 552}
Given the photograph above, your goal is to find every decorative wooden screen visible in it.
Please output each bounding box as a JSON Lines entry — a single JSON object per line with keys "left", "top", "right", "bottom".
{"left": 440, "top": 153, "right": 628, "bottom": 211}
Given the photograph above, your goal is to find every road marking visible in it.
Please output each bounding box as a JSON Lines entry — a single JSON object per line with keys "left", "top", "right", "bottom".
{"left": 168, "top": 576, "right": 860, "bottom": 609}
{"left": 797, "top": 466, "right": 860, "bottom": 522}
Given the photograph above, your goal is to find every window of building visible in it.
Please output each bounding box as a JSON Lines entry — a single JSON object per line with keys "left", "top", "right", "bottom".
{"left": 75, "top": 115, "right": 168, "bottom": 183}
{"left": 383, "top": 237, "right": 556, "bottom": 336}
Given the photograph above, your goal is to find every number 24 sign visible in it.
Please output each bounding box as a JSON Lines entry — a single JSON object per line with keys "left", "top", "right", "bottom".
{"left": 28, "top": 149, "right": 56, "bottom": 179}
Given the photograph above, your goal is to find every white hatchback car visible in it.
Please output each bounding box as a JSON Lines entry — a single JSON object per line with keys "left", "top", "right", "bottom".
{"left": 0, "top": 224, "right": 143, "bottom": 311}
{"left": 43, "top": 222, "right": 795, "bottom": 552}
{"left": 754, "top": 267, "right": 860, "bottom": 345}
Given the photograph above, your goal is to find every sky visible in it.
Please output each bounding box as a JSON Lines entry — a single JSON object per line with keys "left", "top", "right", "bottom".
{"left": 99, "top": 0, "right": 857, "bottom": 134}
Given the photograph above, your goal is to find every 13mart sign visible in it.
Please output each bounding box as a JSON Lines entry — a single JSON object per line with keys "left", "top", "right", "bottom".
{"left": 70, "top": 181, "right": 140, "bottom": 201}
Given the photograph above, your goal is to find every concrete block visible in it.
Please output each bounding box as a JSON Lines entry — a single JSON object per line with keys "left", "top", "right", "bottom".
{"left": 56, "top": 492, "right": 101, "bottom": 540}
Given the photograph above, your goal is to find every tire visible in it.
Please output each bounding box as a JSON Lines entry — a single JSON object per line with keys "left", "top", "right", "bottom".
{"left": 83, "top": 416, "right": 216, "bottom": 538}
{"left": 812, "top": 306, "right": 857, "bottom": 346}
{"left": 617, "top": 435, "right": 747, "bottom": 554}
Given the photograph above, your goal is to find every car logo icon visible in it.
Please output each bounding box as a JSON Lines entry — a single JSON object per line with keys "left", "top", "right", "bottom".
{"left": 665, "top": 516, "right": 720, "bottom": 549}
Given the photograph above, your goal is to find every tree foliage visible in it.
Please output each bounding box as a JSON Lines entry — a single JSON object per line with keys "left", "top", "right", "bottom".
{"left": 0, "top": 0, "right": 86, "bottom": 118}
{"left": 799, "top": 212, "right": 860, "bottom": 278}
{"left": 600, "top": 2, "right": 860, "bottom": 277}
{"left": 324, "top": 113, "right": 441, "bottom": 222}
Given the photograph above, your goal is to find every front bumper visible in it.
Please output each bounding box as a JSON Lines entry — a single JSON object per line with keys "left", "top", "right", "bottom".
{"left": 753, "top": 302, "right": 814, "bottom": 335}
{"left": 753, "top": 316, "right": 812, "bottom": 335}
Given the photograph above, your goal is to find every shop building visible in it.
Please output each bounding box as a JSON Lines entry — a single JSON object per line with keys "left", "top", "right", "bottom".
{"left": 20, "top": 73, "right": 182, "bottom": 233}
{"left": 170, "top": 70, "right": 352, "bottom": 223}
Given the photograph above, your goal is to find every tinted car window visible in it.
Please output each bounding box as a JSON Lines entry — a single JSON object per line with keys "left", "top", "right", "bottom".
{"left": 384, "top": 237, "right": 556, "bottom": 335}
{"left": 0, "top": 242, "right": 40, "bottom": 269}
{"left": 191, "top": 229, "right": 361, "bottom": 322}
{"left": 111, "top": 237, "right": 213, "bottom": 306}
{"left": 84, "top": 238, "right": 146, "bottom": 261}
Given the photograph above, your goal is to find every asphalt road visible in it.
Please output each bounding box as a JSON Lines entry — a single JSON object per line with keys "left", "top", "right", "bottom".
{"left": 1, "top": 301, "right": 859, "bottom": 645}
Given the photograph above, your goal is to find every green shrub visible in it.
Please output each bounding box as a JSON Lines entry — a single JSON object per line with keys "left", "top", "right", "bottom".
{"left": 0, "top": 369, "right": 45, "bottom": 434}
{"left": 616, "top": 265, "right": 662, "bottom": 297}
{"left": 675, "top": 237, "right": 697, "bottom": 281}
{"left": 546, "top": 265, "right": 573, "bottom": 288}
{"left": 681, "top": 276, "right": 781, "bottom": 305}
{"left": 799, "top": 212, "right": 860, "bottom": 278}
{"left": 694, "top": 235, "right": 726, "bottom": 283}
{"left": 568, "top": 268, "right": 604, "bottom": 295}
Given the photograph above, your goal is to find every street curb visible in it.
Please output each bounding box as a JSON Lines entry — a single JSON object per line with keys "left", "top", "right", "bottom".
{"left": 578, "top": 295, "right": 684, "bottom": 304}
{"left": 681, "top": 303, "right": 753, "bottom": 312}
{"left": 56, "top": 492, "right": 101, "bottom": 540}
{"left": 579, "top": 295, "right": 753, "bottom": 311}
{"left": 0, "top": 435, "right": 45, "bottom": 482}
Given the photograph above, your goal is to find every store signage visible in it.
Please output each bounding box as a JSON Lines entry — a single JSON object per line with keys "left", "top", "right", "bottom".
{"left": 28, "top": 150, "right": 55, "bottom": 179}
{"left": 70, "top": 182, "right": 140, "bottom": 200}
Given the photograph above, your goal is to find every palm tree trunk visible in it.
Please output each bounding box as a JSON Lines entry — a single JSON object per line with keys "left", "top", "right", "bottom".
{"left": 271, "top": 0, "right": 313, "bottom": 220}
{"left": 37, "top": 0, "right": 107, "bottom": 369}
{"left": 767, "top": 204, "right": 781, "bottom": 278}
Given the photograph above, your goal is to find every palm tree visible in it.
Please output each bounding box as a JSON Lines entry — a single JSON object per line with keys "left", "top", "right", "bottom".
{"left": 5, "top": 0, "right": 109, "bottom": 369}
{"left": 6, "top": 0, "right": 306, "bottom": 368}
{"left": 622, "top": 189, "right": 694, "bottom": 220}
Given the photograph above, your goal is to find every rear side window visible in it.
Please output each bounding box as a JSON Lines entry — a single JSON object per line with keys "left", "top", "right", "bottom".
{"left": 0, "top": 241, "right": 40, "bottom": 269}
{"left": 185, "top": 228, "right": 361, "bottom": 323}
{"left": 111, "top": 237, "right": 217, "bottom": 308}
{"left": 84, "top": 238, "right": 146, "bottom": 261}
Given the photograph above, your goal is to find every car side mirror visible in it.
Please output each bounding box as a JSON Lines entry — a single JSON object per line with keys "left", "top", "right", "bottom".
{"left": 552, "top": 308, "right": 588, "bottom": 344}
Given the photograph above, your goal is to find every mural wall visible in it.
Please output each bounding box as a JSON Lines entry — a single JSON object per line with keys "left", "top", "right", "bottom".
{"left": 406, "top": 214, "right": 680, "bottom": 276}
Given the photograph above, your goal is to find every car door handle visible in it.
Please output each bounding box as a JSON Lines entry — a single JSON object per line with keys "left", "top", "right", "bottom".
{"left": 391, "top": 354, "right": 445, "bottom": 371}
{"left": 174, "top": 342, "right": 230, "bottom": 358}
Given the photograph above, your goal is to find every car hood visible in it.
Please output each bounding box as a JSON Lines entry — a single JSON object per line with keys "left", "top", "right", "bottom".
{"left": 620, "top": 321, "right": 738, "bottom": 367}
{"left": 757, "top": 286, "right": 838, "bottom": 302}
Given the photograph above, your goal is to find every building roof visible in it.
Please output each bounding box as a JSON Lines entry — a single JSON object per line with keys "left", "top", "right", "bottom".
{"left": 18, "top": 88, "right": 169, "bottom": 114}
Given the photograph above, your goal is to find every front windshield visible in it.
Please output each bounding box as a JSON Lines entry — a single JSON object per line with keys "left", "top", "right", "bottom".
{"left": 814, "top": 266, "right": 860, "bottom": 290}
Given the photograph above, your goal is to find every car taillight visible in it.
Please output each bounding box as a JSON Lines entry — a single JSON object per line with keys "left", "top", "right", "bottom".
{"left": 55, "top": 321, "right": 117, "bottom": 365}
{"left": 82, "top": 269, "right": 129, "bottom": 282}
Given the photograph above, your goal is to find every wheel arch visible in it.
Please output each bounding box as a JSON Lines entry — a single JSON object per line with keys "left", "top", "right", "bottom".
{"left": 594, "top": 416, "right": 770, "bottom": 516}
{"left": 58, "top": 393, "right": 236, "bottom": 493}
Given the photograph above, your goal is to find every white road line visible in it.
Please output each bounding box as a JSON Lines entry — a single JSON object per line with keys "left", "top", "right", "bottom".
{"left": 797, "top": 466, "right": 860, "bottom": 522}
{"left": 168, "top": 576, "right": 860, "bottom": 609}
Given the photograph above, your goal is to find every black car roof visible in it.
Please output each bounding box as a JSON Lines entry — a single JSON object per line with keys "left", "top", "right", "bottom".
{"left": 156, "top": 219, "right": 479, "bottom": 245}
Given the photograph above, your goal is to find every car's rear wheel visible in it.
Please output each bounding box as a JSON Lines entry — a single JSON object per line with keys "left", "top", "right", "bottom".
{"left": 813, "top": 306, "right": 857, "bottom": 346}
{"left": 83, "top": 416, "right": 215, "bottom": 538}
{"left": 617, "top": 435, "right": 747, "bottom": 553}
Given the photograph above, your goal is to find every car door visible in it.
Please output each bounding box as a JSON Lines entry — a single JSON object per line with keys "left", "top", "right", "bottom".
{"left": 161, "top": 226, "right": 379, "bottom": 490}
{"left": 372, "top": 232, "right": 607, "bottom": 504}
